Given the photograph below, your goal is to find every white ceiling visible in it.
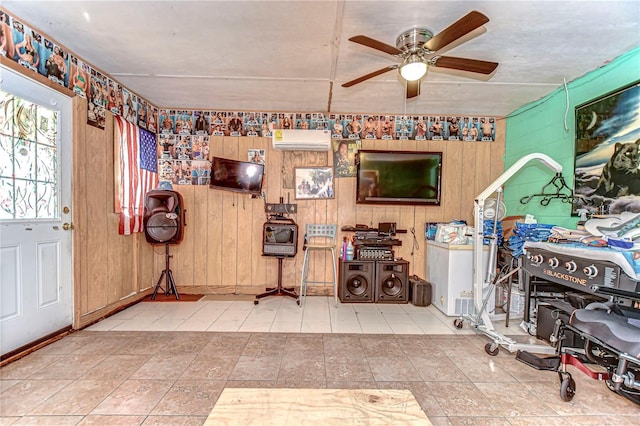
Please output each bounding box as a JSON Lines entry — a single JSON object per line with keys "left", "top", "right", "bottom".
{"left": 3, "top": 1, "right": 639, "bottom": 116}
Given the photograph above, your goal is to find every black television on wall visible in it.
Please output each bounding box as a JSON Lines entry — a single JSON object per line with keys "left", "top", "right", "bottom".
{"left": 210, "top": 157, "right": 264, "bottom": 195}
{"left": 355, "top": 150, "right": 442, "bottom": 206}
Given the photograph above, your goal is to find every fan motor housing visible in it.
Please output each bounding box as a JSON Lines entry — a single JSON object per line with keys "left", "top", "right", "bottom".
{"left": 396, "top": 28, "right": 433, "bottom": 54}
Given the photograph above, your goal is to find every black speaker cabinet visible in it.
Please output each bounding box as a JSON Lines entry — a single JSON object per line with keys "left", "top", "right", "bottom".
{"left": 339, "top": 260, "right": 375, "bottom": 303}
{"left": 143, "top": 189, "right": 185, "bottom": 244}
{"left": 375, "top": 260, "right": 409, "bottom": 303}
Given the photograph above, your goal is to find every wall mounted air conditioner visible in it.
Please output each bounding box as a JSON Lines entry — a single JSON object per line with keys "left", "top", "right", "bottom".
{"left": 271, "top": 129, "right": 331, "bottom": 151}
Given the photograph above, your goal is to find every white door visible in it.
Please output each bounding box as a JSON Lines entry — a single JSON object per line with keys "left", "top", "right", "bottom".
{"left": 0, "top": 66, "right": 73, "bottom": 356}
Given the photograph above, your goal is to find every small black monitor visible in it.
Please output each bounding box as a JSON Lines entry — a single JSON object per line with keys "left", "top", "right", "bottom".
{"left": 209, "top": 157, "right": 264, "bottom": 195}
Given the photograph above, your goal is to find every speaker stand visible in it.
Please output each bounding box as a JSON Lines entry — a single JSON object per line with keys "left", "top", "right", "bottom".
{"left": 152, "top": 243, "right": 180, "bottom": 300}
{"left": 254, "top": 256, "right": 298, "bottom": 305}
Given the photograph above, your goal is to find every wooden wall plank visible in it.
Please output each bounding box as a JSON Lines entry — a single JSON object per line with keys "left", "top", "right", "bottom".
{"left": 72, "top": 97, "right": 88, "bottom": 327}
{"left": 84, "top": 121, "right": 110, "bottom": 312}
{"left": 236, "top": 136, "right": 255, "bottom": 287}
{"left": 207, "top": 135, "right": 225, "bottom": 288}
{"left": 221, "top": 136, "right": 239, "bottom": 289}
{"left": 171, "top": 186, "right": 195, "bottom": 288}
{"left": 191, "top": 186, "right": 209, "bottom": 286}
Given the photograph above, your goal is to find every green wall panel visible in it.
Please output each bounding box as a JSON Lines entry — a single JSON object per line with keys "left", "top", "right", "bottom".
{"left": 503, "top": 47, "right": 640, "bottom": 228}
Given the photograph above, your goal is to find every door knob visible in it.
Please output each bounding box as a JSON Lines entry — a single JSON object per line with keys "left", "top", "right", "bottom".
{"left": 63, "top": 223, "right": 75, "bottom": 231}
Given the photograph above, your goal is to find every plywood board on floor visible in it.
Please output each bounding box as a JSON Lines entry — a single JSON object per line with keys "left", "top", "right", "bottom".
{"left": 205, "top": 388, "right": 432, "bottom": 425}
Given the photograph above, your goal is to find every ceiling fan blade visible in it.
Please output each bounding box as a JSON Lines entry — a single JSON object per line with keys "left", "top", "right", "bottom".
{"left": 349, "top": 35, "right": 403, "bottom": 56}
{"left": 431, "top": 56, "right": 498, "bottom": 75}
{"left": 425, "top": 10, "right": 489, "bottom": 52}
{"left": 424, "top": 26, "right": 486, "bottom": 58}
{"left": 406, "top": 79, "right": 421, "bottom": 99}
{"left": 342, "top": 65, "right": 397, "bottom": 88}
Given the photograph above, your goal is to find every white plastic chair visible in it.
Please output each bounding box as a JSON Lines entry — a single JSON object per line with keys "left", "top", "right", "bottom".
{"left": 299, "top": 224, "right": 338, "bottom": 308}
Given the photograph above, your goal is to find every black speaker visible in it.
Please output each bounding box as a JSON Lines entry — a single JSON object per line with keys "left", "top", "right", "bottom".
{"left": 143, "top": 189, "right": 185, "bottom": 244}
{"left": 339, "top": 260, "right": 375, "bottom": 303}
{"left": 375, "top": 260, "right": 409, "bottom": 303}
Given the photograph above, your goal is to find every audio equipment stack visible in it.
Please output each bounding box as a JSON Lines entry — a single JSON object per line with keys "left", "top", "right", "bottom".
{"left": 339, "top": 223, "right": 409, "bottom": 304}
{"left": 339, "top": 259, "right": 409, "bottom": 304}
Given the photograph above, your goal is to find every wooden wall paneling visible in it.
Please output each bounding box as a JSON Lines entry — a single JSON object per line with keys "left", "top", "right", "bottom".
{"left": 137, "top": 234, "right": 155, "bottom": 292}
{"left": 143, "top": 134, "right": 506, "bottom": 296}
{"left": 441, "top": 141, "right": 464, "bottom": 222}
{"left": 206, "top": 186, "right": 224, "bottom": 290}
{"left": 293, "top": 197, "right": 314, "bottom": 292}
{"left": 72, "top": 97, "right": 88, "bottom": 327}
{"left": 396, "top": 213, "right": 414, "bottom": 265}
{"left": 262, "top": 141, "right": 281, "bottom": 289}
{"left": 410, "top": 139, "right": 441, "bottom": 278}
{"left": 334, "top": 151, "right": 356, "bottom": 290}
{"left": 106, "top": 212, "right": 134, "bottom": 303}
{"left": 474, "top": 141, "right": 493, "bottom": 206}
{"left": 221, "top": 136, "right": 239, "bottom": 291}
{"left": 249, "top": 138, "right": 269, "bottom": 290}
{"left": 251, "top": 197, "right": 269, "bottom": 290}
{"left": 206, "top": 135, "right": 226, "bottom": 289}
{"left": 460, "top": 144, "right": 478, "bottom": 224}
{"left": 84, "top": 121, "right": 110, "bottom": 313}
{"left": 324, "top": 193, "right": 338, "bottom": 291}
{"left": 312, "top": 200, "right": 332, "bottom": 293}
{"left": 335, "top": 177, "right": 356, "bottom": 233}
{"left": 418, "top": 139, "right": 443, "bottom": 269}
{"left": 236, "top": 136, "right": 255, "bottom": 288}
{"left": 492, "top": 119, "right": 506, "bottom": 181}
{"left": 102, "top": 115, "right": 134, "bottom": 303}
{"left": 171, "top": 186, "right": 195, "bottom": 291}
{"left": 191, "top": 186, "right": 209, "bottom": 287}
{"left": 355, "top": 204, "right": 374, "bottom": 230}
{"left": 428, "top": 139, "right": 448, "bottom": 222}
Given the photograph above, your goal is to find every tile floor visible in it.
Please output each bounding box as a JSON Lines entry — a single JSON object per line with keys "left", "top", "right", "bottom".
{"left": 84, "top": 295, "right": 521, "bottom": 335}
{"left": 1, "top": 296, "right": 638, "bottom": 425}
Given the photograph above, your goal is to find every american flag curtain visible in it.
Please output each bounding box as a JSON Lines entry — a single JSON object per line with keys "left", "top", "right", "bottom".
{"left": 114, "top": 115, "right": 159, "bottom": 235}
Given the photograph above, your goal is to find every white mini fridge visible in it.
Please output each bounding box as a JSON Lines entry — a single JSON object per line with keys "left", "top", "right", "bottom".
{"left": 426, "top": 240, "right": 492, "bottom": 316}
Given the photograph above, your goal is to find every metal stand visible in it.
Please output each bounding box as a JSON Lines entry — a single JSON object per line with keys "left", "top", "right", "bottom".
{"left": 254, "top": 256, "right": 298, "bottom": 305}
{"left": 152, "top": 243, "right": 179, "bottom": 300}
{"left": 457, "top": 153, "right": 564, "bottom": 356}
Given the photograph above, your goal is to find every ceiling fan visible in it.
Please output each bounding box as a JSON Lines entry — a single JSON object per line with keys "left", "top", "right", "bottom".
{"left": 342, "top": 10, "right": 499, "bottom": 99}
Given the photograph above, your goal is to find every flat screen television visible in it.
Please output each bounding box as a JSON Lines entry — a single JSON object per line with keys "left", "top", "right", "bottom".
{"left": 210, "top": 157, "right": 264, "bottom": 195}
{"left": 356, "top": 150, "right": 442, "bottom": 205}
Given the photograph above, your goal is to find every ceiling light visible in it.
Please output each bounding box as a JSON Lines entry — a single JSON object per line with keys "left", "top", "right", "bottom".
{"left": 400, "top": 54, "right": 427, "bottom": 81}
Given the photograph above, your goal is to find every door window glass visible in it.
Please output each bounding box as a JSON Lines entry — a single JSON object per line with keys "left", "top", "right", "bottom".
{"left": 0, "top": 91, "right": 58, "bottom": 220}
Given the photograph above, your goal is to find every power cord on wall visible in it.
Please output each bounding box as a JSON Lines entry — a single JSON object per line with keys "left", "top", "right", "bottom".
{"left": 563, "top": 77, "right": 569, "bottom": 132}
{"left": 409, "top": 227, "right": 419, "bottom": 256}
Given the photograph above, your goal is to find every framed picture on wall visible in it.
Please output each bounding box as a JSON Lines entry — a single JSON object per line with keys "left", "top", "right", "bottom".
{"left": 294, "top": 167, "right": 334, "bottom": 200}
{"left": 573, "top": 81, "right": 640, "bottom": 215}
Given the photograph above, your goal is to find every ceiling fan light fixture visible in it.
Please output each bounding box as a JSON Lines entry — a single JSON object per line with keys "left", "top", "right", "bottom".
{"left": 400, "top": 54, "right": 427, "bottom": 81}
